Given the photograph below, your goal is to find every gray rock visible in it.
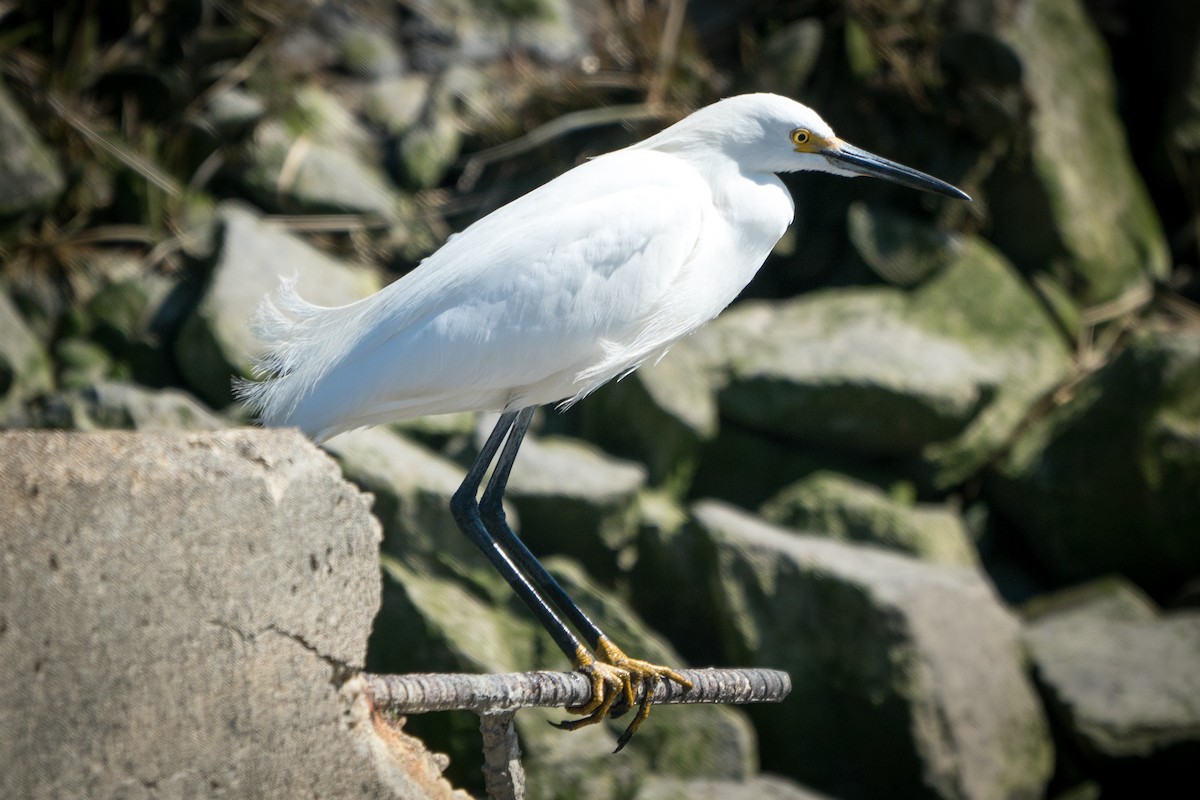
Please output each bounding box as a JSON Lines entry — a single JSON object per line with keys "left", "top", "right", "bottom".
{"left": 365, "top": 75, "right": 433, "bottom": 136}
{"left": 407, "top": 0, "right": 590, "bottom": 69}
{"left": 175, "top": 202, "right": 381, "bottom": 406}
{"left": 633, "top": 774, "right": 832, "bottom": 800}
{"left": 0, "top": 80, "right": 64, "bottom": 216}
{"left": 35, "top": 381, "right": 224, "bottom": 432}
{"left": 626, "top": 490, "right": 721, "bottom": 667}
{"left": 0, "top": 430, "right": 463, "bottom": 799}
{"left": 336, "top": 25, "right": 405, "bottom": 78}
{"left": 240, "top": 120, "right": 399, "bottom": 215}
{"left": 534, "top": 563, "right": 757, "bottom": 794}
{"left": 323, "top": 425, "right": 475, "bottom": 564}
{"left": 751, "top": 20, "right": 824, "bottom": 99}
{"left": 437, "top": 63, "right": 519, "bottom": 135}
{"left": 940, "top": 30, "right": 1024, "bottom": 141}
{"left": 1026, "top": 598, "right": 1200, "bottom": 768}
{"left": 54, "top": 337, "right": 114, "bottom": 389}
{"left": 760, "top": 471, "right": 979, "bottom": 567}
{"left": 690, "top": 426, "right": 892, "bottom": 511}
{"left": 691, "top": 501, "right": 1053, "bottom": 800}
{"left": 29, "top": 250, "right": 185, "bottom": 394}
{"left": 710, "top": 236, "right": 1070, "bottom": 487}
{"left": 390, "top": 409, "right": 477, "bottom": 447}
{"left": 582, "top": 334, "right": 719, "bottom": 494}
{"left": 0, "top": 289, "right": 53, "bottom": 425}
{"left": 504, "top": 431, "right": 647, "bottom": 584}
{"left": 847, "top": 202, "right": 962, "bottom": 287}
{"left": 290, "top": 82, "right": 379, "bottom": 153}
{"left": 989, "top": 328, "right": 1200, "bottom": 592}
{"left": 397, "top": 109, "right": 463, "bottom": 190}
{"left": 713, "top": 291, "right": 986, "bottom": 455}
{"left": 232, "top": 81, "right": 400, "bottom": 215}
{"left": 202, "top": 87, "right": 267, "bottom": 136}
{"left": 994, "top": 0, "right": 1168, "bottom": 308}
{"left": 1021, "top": 576, "right": 1160, "bottom": 626}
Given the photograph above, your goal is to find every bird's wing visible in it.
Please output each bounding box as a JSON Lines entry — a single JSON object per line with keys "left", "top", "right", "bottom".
{"left": 243, "top": 150, "right": 713, "bottom": 437}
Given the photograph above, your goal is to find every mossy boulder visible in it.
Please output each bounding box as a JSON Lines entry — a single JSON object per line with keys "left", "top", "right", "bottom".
{"left": 689, "top": 501, "right": 1052, "bottom": 800}
{"left": 988, "top": 327, "right": 1200, "bottom": 595}
{"left": 582, "top": 334, "right": 719, "bottom": 496}
{"left": 1024, "top": 581, "right": 1200, "bottom": 783}
{"left": 0, "top": 290, "right": 53, "bottom": 425}
{"left": 760, "top": 471, "right": 978, "bottom": 567}
{"left": 175, "top": 202, "right": 381, "bottom": 406}
{"left": 709, "top": 236, "right": 1069, "bottom": 488}
{"left": 0, "top": 80, "right": 64, "bottom": 217}
{"left": 504, "top": 433, "right": 647, "bottom": 585}
{"left": 992, "top": 0, "right": 1168, "bottom": 310}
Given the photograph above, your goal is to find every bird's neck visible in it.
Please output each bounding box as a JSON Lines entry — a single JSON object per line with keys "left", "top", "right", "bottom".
{"left": 700, "top": 158, "right": 794, "bottom": 239}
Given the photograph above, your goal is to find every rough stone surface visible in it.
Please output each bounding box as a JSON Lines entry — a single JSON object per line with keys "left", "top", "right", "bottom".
{"left": 989, "top": 327, "right": 1200, "bottom": 593}
{"left": 995, "top": 0, "right": 1168, "bottom": 307}
{"left": 0, "top": 429, "right": 463, "bottom": 799}
{"left": 691, "top": 501, "right": 1052, "bottom": 800}
{"left": 241, "top": 120, "right": 400, "bottom": 215}
{"left": 34, "top": 381, "right": 225, "bottom": 432}
{"left": 324, "top": 425, "right": 473, "bottom": 564}
{"left": 0, "top": 289, "right": 53, "bottom": 426}
{"left": 1026, "top": 602, "right": 1200, "bottom": 770}
{"left": 397, "top": 110, "right": 464, "bottom": 190}
{"left": 690, "top": 426, "right": 890, "bottom": 512}
{"left": 365, "top": 75, "right": 433, "bottom": 136}
{"left": 713, "top": 291, "right": 987, "bottom": 454}
{"left": 1020, "top": 576, "right": 1160, "bottom": 625}
{"left": 202, "top": 87, "right": 266, "bottom": 136}
{"left": 633, "top": 774, "right": 832, "bottom": 800}
{"left": 406, "top": 0, "right": 590, "bottom": 69}
{"left": 760, "top": 471, "right": 978, "bottom": 566}
{"left": 847, "top": 202, "right": 960, "bottom": 287}
{"left": 0, "top": 80, "right": 64, "bottom": 216}
{"left": 504, "top": 432, "right": 647, "bottom": 583}
{"left": 582, "top": 334, "right": 719, "bottom": 493}
{"left": 176, "top": 202, "right": 381, "bottom": 406}
{"left": 709, "top": 236, "right": 1069, "bottom": 486}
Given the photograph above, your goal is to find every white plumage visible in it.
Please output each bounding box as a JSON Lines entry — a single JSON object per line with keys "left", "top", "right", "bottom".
{"left": 235, "top": 92, "right": 968, "bottom": 747}
{"left": 237, "top": 92, "right": 966, "bottom": 442}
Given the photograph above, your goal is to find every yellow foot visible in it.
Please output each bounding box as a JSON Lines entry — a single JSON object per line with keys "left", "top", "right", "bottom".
{"left": 552, "top": 637, "right": 692, "bottom": 752}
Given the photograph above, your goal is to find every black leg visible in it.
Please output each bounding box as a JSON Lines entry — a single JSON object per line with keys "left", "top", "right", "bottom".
{"left": 449, "top": 410, "right": 584, "bottom": 663}
{"left": 473, "top": 407, "right": 692, "bottom": 752}
{"left": 478, "top": 407, "right": 608, "bottom": 650}
{"left": 450, "top": 407, "right": 690, "bottom": 751}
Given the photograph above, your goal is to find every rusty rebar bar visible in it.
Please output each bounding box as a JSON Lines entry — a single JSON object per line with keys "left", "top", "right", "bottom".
{"left": 362, "top": 667, "right": 791, "bottom": 717}
{"left": 363, "top": 668, "right": 790, "bottom": 800}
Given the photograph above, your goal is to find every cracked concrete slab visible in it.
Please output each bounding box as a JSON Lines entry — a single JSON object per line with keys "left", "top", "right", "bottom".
{"left": 0, "top": 430, "right": 467, "bottom": 799}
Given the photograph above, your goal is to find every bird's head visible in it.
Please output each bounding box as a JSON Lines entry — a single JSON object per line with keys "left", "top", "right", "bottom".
{"left": 647, "top": 93, "right": 970, "bottom": 201}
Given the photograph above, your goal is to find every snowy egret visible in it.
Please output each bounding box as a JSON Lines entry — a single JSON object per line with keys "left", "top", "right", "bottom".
{"left": 238, "top": 93, "right": 969, "bottom": 749}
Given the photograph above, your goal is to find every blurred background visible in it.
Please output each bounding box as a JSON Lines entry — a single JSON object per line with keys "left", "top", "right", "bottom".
{"left": 1, "top": 1, "right": 1197, "bottom": 798}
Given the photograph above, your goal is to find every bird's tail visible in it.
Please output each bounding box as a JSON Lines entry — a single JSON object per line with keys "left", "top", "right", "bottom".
{"left": 234, "top": 277, "right": 363, "bottom": 435}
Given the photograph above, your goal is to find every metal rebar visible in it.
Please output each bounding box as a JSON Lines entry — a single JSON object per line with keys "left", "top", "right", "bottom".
{"left": 362, "top": 667, "right": 791, "bottom": 716}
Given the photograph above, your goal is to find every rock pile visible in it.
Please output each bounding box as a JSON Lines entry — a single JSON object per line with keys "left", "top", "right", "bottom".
{"left": 2, "top": 0, "right": 1197, "bottom": 798}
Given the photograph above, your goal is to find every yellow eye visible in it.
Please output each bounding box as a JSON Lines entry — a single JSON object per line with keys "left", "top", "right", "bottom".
{"left": 790, "top": 128, "right": 812, "bottom": 148}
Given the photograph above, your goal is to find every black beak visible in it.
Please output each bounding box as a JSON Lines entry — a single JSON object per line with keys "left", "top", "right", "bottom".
{"left": 824, "top": 142, "right": 971, "bottom": 201}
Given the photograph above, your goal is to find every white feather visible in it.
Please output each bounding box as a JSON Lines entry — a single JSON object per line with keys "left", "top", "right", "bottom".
{"left": 236, "top": 95, "right": 909, "bottom": 441}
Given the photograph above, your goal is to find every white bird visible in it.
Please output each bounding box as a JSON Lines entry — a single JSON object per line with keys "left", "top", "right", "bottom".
{"left": 238, "top": 93, "right": 969, "bottom": 749}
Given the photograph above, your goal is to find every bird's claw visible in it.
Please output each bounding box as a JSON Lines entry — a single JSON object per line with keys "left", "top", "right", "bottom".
{"left": 552, "top": 637, "right": 692, "bottom": 751}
